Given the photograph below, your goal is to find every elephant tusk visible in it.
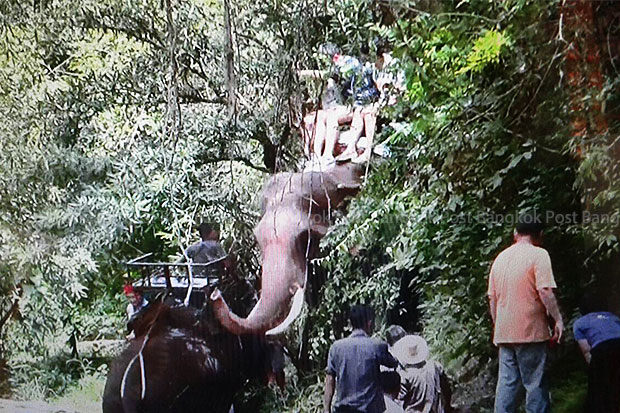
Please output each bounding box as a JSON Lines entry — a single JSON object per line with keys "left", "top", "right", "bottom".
{"left": 265, "top": 286, "right": 305, "bottom": 336}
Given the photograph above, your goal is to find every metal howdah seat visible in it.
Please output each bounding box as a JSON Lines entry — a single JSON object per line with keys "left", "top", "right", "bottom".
{"left": 125, "top": 253, "right": 227, "bottom": 308}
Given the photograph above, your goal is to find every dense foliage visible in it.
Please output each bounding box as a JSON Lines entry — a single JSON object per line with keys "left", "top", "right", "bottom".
{"left": 0, "top": 0, "right": 297, "bottom": 398}
{"left": 265, "top": 0, "right": 619, "bottom": 410}
{"left": 0, "top": 0, "right": 618, "bottom": 411}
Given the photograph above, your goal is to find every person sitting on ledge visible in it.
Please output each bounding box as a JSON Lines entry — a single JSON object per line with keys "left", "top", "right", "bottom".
{"left": 298, "top": 43, "right": 403, "bottom": 169}
{"left": 124, "top": 284, "right": 148, "bottom": 321}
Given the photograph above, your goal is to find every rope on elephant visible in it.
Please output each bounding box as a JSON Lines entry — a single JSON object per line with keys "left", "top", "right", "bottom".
{"left": 120, "top": 293, "right": 167, "bottom": 401}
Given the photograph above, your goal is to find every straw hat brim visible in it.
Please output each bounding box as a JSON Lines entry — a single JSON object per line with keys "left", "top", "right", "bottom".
{"left": 391, "top": 335, "right": 429, "bottom": 366}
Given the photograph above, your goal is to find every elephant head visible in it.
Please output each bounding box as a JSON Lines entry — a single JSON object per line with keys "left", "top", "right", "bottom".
{"left": 211, "top": 162, "right": 364, "bottom": 335}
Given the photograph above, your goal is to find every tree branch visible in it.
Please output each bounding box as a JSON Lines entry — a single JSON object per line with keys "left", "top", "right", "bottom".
{"left": 0, "top": 287, "right": 21, "bottom": 332}
{"left": 200, "top": 155, "right": 269, "bottom": 173}
{"left": 178, "top": 90, "right": 226, "bottom": 105}
{"left": 80, "top": 17, "right": 165, "bottom": 50}
{"left": 223, "top": 0, "right": 238, "bottom": 120}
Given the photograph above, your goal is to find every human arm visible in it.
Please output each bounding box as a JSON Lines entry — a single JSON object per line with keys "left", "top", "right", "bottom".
{"left": 538, "top": 287, "right": 564, "bottom": 342}
{"left": 324, "top": 345, "right": 337, "bottom": 413}
{"left": 535, "top": 250, "right": 563, "bottom": 342}
{"left": 378, "top": 342, "right": 398, "bottom": 369}
{"left": 577, "top": 339, "right": 592, "bottom": 364}
{"left": 573, "top": 318, "right": 591, "bottom": 363}
{"left": 126, "top": 303, "right": 135, "bottom": 320}
{"left": 323, "top": 373, "right": 335, "bottom": 413}
{"left": 487, "top": 264, "right": 497, "bottom": 325}
{"left": 125, "top": 304, "right": 136, "bottom": 340}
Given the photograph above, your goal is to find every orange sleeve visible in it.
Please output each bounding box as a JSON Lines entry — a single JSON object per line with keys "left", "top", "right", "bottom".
{"left": 534, "top": 249, "right": 557, "bottom": 289}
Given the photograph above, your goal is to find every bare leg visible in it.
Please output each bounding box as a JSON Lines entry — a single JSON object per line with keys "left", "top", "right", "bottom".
{"left": 336, "top": 107, "right": 364, "bottom": 161}
{"left": 354, "top": 107, "right": 377, "bottom": 163}
{"left": 311, "top": 110, "right": 328, "bottom": 158}
{"left": 322, "top": 110, "right": 341, "bottom": 161}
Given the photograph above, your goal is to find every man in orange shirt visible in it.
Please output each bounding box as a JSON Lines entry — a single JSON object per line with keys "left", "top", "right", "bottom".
{"left": 487, "top": 213, "right": 564, "bottom": 413}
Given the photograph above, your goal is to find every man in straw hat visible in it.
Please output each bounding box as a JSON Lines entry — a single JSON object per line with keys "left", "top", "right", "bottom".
{"left": 391, "top": 335, "right": 452, "bottom": 413}
{"left": 323, "top": 304, "right": 398, "bottom": 413}
{"left": 487, "top": 211, "right": 563, "bottom": 413}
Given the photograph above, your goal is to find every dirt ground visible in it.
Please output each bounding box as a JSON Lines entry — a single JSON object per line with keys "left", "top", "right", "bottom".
{"left": 0, "top": 399, "right": 99, "bottom": 413}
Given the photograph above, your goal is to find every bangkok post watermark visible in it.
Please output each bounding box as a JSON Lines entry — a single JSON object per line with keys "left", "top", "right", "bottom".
{"left": 449, "top": 210, "right": 620, "bottom": 226}
{"left": 292, "top": 208, "right": 619, "bottom": 228}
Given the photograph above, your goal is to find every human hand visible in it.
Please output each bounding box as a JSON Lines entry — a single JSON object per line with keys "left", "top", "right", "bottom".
{"left": 551, "top": 320, "right": 564, "bottom": 344}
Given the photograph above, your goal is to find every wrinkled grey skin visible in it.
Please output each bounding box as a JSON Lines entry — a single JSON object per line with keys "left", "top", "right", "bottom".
{"left": 212, "top": 162, "right": 364, "bottom": 335}
{"left": 102, "top": 296, "right": 284, "bottom": 413}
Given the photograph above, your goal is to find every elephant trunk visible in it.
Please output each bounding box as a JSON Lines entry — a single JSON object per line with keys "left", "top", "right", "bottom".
{"left": 211, "top": 270, "right": 304, "bottom": 335}
{"left": 211, "top": 221, "right": 307, "bottom": 335}
{"left": 210, "top": 285, "right": 303, "bottom": 336}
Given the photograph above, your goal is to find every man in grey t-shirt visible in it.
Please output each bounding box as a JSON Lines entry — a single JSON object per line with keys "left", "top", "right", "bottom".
{"left": 323, "top": 305, "right": 398, "bottom": 413}
{"left": 181, "top": 223, "right": 227, "bottom": 277}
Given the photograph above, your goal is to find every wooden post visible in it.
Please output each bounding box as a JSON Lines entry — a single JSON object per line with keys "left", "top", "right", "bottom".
{"left": 164, "top": 265, "right": 172, "bottom": 290}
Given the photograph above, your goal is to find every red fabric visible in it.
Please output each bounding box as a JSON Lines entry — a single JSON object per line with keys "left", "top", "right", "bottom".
{"left": 123, "top": 284, "right": 135, "bottom": 295}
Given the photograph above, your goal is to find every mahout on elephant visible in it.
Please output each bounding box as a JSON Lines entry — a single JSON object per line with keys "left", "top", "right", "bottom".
{"left": 102, "top": 292, "right": 284, "bottom": 413}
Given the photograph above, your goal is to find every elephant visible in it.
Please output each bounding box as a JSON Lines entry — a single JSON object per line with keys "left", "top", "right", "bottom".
{"left": 212, "top": 161, "right": 365, "bottom": 335}
{"left": 102, "top": 293, "right": 284, "bottom": 413}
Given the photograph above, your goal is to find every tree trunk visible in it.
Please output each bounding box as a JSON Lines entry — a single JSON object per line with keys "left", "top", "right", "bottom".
{"left": 561, "top": 0, "right": 608, "bottom": 159}
{"left": 223, "top": 0, "right": 237, "bottom": 121}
